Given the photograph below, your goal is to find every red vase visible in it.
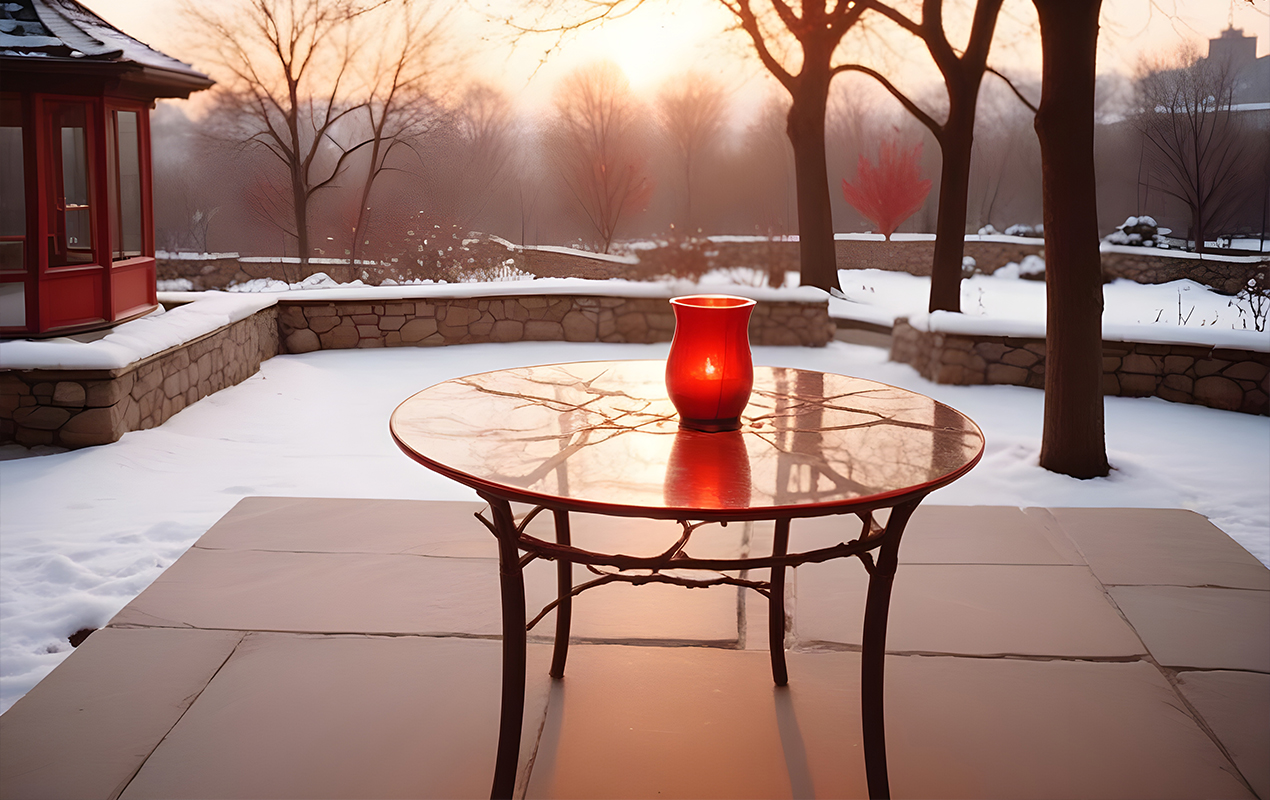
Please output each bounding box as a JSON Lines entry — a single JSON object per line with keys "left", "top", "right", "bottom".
{"left": 665, "top": 295, "right": 756, "bottom": 432}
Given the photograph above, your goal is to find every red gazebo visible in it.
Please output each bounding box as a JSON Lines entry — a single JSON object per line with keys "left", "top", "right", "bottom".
{"left": 0, "top": 0, "right": 213, "bottom": 337}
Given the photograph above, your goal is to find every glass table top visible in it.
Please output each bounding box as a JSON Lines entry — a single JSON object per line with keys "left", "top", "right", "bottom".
{"left": 390, "top": 360, "right": 985, "bottom": 520}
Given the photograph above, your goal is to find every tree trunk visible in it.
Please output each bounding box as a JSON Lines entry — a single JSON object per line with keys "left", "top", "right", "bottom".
{"left": 929, "top": 91, "right": 977, "bottom": 313}
{"left": 1033, "top": 0, "right": 1109, "bottom": 479}
{"left": 786, "top": 69, "right": 838, "bottom": 293}
{"left": 351, "top": 137, "right": 383, "bottom": 265}
{"left": 293, "top": 175, "right": 310, "bottom": 277}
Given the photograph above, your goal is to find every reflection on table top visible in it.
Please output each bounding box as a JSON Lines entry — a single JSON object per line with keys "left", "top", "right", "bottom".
{"left": 390, "top": 360, "right": 984, "bottom": 520}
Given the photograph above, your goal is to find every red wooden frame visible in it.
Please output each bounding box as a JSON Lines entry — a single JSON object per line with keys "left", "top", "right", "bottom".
{"left": 0, "top": 90, "right": 157, "bottom": 338}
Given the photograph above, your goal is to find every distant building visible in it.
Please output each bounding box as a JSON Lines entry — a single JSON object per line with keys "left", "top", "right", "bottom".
{"left": 1210, "top": 25, "right": 1269, "bottom": 118}
{"left": 0, "top": 0, "right": 213, "bottom": 337}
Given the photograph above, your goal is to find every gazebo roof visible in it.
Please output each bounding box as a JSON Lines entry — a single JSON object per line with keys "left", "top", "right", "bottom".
{"left": 0, "top": 0, "right": 213, "bottom": 98}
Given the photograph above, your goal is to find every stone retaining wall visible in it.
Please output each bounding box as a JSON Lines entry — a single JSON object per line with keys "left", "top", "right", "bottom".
{"left": 1, "top": 309, "right": 279, "bottom": 448}
{"left": 833, "top": 239, "right": 1048, "bottom": 276}
{"left": 2, "top": 294, "right": 830, "bottom": 449}
{"left": 1101, "top": 249, "right": 1266, "bottom": 296}
{"left": 277, "top": 295, "right": 834, "bottom": 354}
{"left": 891, "top": 318, "right": 1269, "bottom": 415}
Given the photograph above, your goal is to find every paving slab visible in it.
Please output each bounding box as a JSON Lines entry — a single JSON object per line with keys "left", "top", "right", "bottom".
{"left": 119, "top": 635, "right": 554, "bottom": 800}
{"left": 879, "top": 654, "right": 1254, "bottom": 799}
{"left": 770, "top": 505, "right": 1083, "bottom": 566}
{"left": 110, "top": 546, "right": 506, "bottom": 635}
{"left": 0, "top": 627, "right": 244, "bottom": 800}
{"left": 520, "top": 513, "right": 748, "bottom": 644}
{"left": 195, "top": 496, "right": 493, "bottom": 557}
{"left": 1108, "top": 585, "right": 1270, "bottom": 671}
{"left": 1175, "top": 669, "right": 1270, "bottom": 800}
{"left": 795, "top": 562, "right": 1147, "bottom": 657}
{"left": 1039, "top": 507, "right": 1270, "bottom": 589}
{"left": 113, "top": 500, "right": 739, "bottom": 644}
{"left": 526, "top": 645, "right": 1253, "bottom": 800}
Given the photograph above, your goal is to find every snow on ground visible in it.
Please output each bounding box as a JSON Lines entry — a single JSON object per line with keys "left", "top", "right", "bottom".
{"left": 1, "top": 267, "right": 1268, "bottom": 715}
{"left": 832, "top": 270, "right": 1270, "bottom": 349}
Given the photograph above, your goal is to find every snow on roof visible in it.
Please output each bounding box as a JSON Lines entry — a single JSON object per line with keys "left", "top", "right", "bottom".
{"left": 0, "top": 0, "right": 211, "bottom": 89}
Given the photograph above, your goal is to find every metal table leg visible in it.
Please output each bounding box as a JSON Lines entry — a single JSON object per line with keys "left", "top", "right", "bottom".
{"left": 769, "top": 517, "right": 791, "bottom": 686}
{"left": 483, "top": 496, "right": 526, "bottom": 800}
{"left": 860, "top": 499, "right": 921, "bottom": 800}
{"left": 550, "top": 509, "right": 573, "bottom": 679}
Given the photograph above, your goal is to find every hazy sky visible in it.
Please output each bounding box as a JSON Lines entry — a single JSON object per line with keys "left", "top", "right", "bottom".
{"left": 84, "top": 0, "right": 1269, "bottom": 110}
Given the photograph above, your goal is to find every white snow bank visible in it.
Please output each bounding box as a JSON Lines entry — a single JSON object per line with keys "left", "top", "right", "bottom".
{"left": 156, "top": 251, "right": 240, "bottom": 260}
{"left": 212, "top": 275, "right": 828, "bottom": 304}
{"left": 1100, "top": 241, "right": 1268, "bottom": 263}
{"left": 0, "top": 293, "right": 278, "bottom": 371}
{"left": 481, "top": 235, "right": 641, "bottom": 265}
{"left": 831, "top": 270, "right": 1270, "bottom": 352}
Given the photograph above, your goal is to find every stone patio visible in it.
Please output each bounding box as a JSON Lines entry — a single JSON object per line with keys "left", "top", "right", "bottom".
{"left": 1, "top": 499, "right": 1266, "bottom": 799}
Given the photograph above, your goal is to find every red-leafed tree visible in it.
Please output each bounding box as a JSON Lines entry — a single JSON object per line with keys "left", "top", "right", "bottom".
{"left": 841, "top": 140, "right": 932, "bottom": 240}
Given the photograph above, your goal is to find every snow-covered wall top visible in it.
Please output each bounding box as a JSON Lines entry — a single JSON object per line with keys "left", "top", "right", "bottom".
{"left": 1099, "top": 242, "right": 1268, "bottom": 263}
{"left": 0, "top": 294, "right": 276, "bottom": 371}
{"left": 0, "top": 278, "right": 829, "bottom": 371}
{"left": 903, "top": 311, "right": 1270, "bottom": 353}
{"left": 4, "top": 270, "right": 1267, "bottom": 371}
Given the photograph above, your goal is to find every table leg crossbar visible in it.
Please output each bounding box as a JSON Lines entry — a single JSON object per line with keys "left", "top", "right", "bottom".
{"left": 476, "top": 493, "right": 924, "bottom": 800}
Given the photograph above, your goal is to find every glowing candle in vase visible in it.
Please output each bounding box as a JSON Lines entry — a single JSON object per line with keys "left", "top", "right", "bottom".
{"left": 665, "top": 295, "right": 756, "bottom": 432}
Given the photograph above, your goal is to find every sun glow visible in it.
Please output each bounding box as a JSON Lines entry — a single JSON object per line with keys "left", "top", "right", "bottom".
{"left": 578, "top": 6, "right": 734, "bottom": 90}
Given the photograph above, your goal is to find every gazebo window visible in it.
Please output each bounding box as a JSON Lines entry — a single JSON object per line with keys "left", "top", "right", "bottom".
{"left": 108, "top": 109, "right": 142, "bottom": 261}
{"left": 0, "top": 95, "right": 24, "bottom": 329}
{"left": 47, "top": 101, "right": 94, "bottom": 268}
{"left": 0, "top": 95, "right": 24, "bottom": 274}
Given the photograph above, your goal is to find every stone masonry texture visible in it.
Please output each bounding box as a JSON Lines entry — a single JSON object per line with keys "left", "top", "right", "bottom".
{"left": 275, "top": 295, "right": 834, "bottom": 354}
{"left": 890, "top": 318, "right": 1269, "bottom": 416}
{"left": 2, "top": 296, "right": 829, "bottom": 449}
{"left": 1, "top": 309, "right": 279, "bottom": 448}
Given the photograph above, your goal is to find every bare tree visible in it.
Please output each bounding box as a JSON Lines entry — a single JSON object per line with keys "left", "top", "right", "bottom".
{"left": 151, "top": 104, "right": 223, "bottom": 252}
{"left": 449, "top": 83, "right": 519, "bottom": 231}
{"left": 839, "top": 0, "right": 1008, "bottom": 312}
{"left": 656, "top": 73, "right": 730, "bottom": 231}
{"left": 185, "top": 0, "right": 443, "bottom": 266}
{"left": 549, "top": 61, "right": 654, "bottom": 253}
{"left": 345, "top": 1, "right": 448, "bottom": 262}
{"left": 1133, "top": 42, "right": 1265, "bottom": 252}
{"left": 738, "top": 94, "right": 798, "bottom": 236}
{"left": 966, "top": 81, "right": 1043, "bottom": 234}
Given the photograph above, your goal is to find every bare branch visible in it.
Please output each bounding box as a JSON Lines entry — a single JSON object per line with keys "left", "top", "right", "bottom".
{"left": 986, "top": 66, "right": 1038, "bottom": 113}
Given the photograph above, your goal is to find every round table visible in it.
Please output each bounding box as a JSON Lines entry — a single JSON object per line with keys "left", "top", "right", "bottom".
{"left": 391, "top": 360, "right": 984, "bottom": 799}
